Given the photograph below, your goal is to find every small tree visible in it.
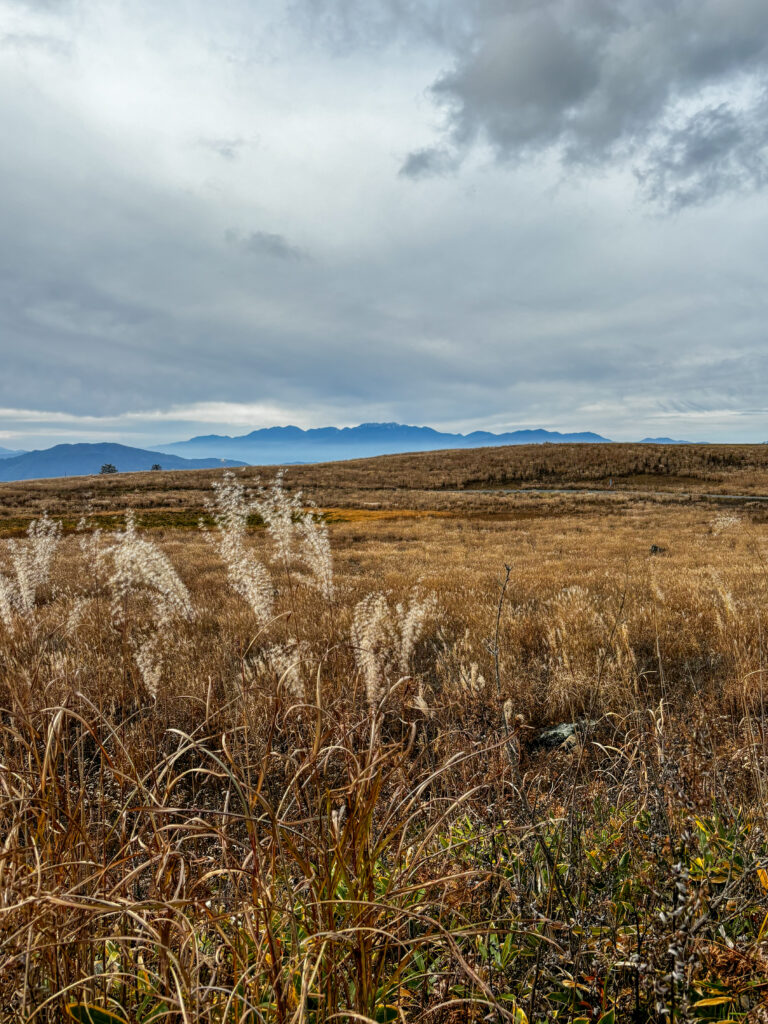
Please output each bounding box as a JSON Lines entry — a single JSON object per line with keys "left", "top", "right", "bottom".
{"left": 100, "top": 463, "right": 117, "bottom": 475}
{"left": 151, "top": 463, "right": 162, "bottom": 471}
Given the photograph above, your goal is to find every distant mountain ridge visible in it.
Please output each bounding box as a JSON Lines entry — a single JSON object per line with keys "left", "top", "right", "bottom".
{"left": 154, "top": 422, "right": 612, "bottom": 463}
{"left": 0, "top": 427, "right": 708, "bottom": 484}
{"left": 639, "top": 437, "right": 695, "bottom": 445}
{"left": 0, "top": 446, "right": 27, "bottom": 459}
{"left": 0, "top": 443, "right": 244, "bottom": 482}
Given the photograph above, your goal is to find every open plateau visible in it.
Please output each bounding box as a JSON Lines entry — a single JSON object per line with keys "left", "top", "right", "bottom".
{"left": 2, "top": 442, "right": 768, "bottom": 1021}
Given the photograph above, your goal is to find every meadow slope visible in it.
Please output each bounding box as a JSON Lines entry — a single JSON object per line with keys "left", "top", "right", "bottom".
{"left": 2, "top": 447, "right": 768, "bottom": 1021}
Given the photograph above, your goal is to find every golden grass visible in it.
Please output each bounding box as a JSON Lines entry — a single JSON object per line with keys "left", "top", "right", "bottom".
{"left": 3, "top": 453, "right": 768, "bottom": 1021}
{"left": 3, "top": 440, "right": 768, "bottom": 534}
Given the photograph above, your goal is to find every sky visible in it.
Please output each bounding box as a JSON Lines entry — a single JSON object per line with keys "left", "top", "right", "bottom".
{"left": 2, "top": 0, "right": 768, "bottom": 449}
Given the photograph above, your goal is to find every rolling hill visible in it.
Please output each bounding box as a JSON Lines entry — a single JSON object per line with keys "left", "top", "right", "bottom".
{"left": 0, "top": 443, "right": 244, "bottom": 482}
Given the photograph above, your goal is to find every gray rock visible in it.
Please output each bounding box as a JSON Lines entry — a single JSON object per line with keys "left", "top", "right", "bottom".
{"left": 533, "top": 720, "right": 598, "bottom": 751}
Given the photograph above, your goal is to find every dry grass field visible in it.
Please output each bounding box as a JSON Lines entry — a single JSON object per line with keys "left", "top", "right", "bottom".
{"left": 3, "top": 441, "right": 768, "bottom": 536}
{"left": 3, "top": 445, "right": 768, "bottom": 1022}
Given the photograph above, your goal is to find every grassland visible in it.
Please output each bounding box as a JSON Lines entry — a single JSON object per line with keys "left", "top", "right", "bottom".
{"left": 2, "top": 445, "right": 768, "bottom": 1022}
{"left": 3, "top": 441, "right": 768, "bottom": 534}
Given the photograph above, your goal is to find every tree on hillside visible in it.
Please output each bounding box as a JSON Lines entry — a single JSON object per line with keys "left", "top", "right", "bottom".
{"left": 100, "top": 463, "right": 117, "bottom": 474}
{"left": 151, "top": 463, "right": 162, "bottom": 471}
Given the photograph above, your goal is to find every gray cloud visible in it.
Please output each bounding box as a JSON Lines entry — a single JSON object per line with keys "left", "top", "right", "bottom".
{"left": 1, "top": 32, "right": 72, "bottom": 57}
{"left": 199, "top": 137, "right": 247, "bottom": 161}
{"left": 394, "top": 0, "right": 768, "bottom": 206}
{"left": 226, "top": 230, "right": 308, "bottom": 262}
{"left": 399, "top": 145, "right": 457, "bottom": 178}
{"left": 637, "top": 96, "right": 768, "bottom": 208}
{"left": 289, "top": 0, "right": 768, "bottom": 206}
{"left": 288, "top": 0, "right": 466, "bottom": 52}
{"left": 4, "top": 0, "right": 73, "bottom": 8}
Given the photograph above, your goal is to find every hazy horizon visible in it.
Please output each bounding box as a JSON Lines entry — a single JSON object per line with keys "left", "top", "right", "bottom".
{"left": 0, "top": 419, "right": 709, "bottom": 455}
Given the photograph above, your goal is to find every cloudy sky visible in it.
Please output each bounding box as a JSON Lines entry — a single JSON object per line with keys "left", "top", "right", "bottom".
{"left": 2, "top": 0, "right": 768, "bottom": 448}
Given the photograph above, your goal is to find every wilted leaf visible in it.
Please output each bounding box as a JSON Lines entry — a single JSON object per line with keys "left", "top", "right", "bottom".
{"left": 693, "top": 995, "right": 733, "bottom": 1007}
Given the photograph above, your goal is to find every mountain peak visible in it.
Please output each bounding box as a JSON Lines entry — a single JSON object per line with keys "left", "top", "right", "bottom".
{"left": 0, "top": 442, "right": 245, "bottom": 482}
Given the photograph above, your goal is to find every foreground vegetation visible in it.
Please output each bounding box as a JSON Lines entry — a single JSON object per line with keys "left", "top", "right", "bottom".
{"left": 3, "top": 452, "right": 768, "bottom": 1022}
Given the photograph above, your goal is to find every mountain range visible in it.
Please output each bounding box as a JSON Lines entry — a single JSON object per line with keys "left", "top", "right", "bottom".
{"left": 0, "top": 425, "right": 705, "bottom": 484}
{"left": 154, "top": 422, "right": 612, "bottom": 464}
{"left": 0, "top": 443, "right": 244, "bottom": 482}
